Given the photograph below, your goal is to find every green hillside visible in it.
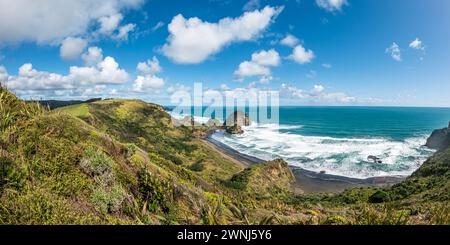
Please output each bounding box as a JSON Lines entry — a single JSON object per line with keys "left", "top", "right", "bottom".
{"left": 1, "top": 86, "right": 449, "bottom": 224}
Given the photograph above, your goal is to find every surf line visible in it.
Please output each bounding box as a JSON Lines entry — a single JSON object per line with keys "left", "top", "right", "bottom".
{"left": 177, "top": 229, "right": 211, "bottom": 243}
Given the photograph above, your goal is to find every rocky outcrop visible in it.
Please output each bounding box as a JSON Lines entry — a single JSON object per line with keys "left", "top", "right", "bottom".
{"left": 224, "top": 111, "right": 250, "bottom": 127}
{"left": 206, "top": 118, "right": 222, "bottom": 128}
{"left": 225, "top": 125, "right": 244, "bottom": 134}
{"left": 224, "top": 111, "right": 250, "bottom": 134}
{"left": 426, "top": 121, "right": 450, "bottom": 151}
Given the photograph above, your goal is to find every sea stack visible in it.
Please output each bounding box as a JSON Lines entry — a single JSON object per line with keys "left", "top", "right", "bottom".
{"left": 206, "top": 118, "right": 222, "bottom": 128}
{"left": 425, "top": 121, "right": 450, "bottom": 151}
{"left": 224, "top": 111, "right": 250, "bottom": 134}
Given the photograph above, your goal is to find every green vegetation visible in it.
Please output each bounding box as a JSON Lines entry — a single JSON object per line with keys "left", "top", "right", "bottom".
{"left": 55, "top": 103, "right": 90, "bottom": 118}
{"left": 0, "top": 86, "right": 449, "bottom": 224}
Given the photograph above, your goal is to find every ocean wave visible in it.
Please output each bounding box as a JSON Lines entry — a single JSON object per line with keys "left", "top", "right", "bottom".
{"left": 169, "top": 113, "right": 214, "bottom": 125}
{"left": 211, "top": 123, "right": 435, "bottom": 179}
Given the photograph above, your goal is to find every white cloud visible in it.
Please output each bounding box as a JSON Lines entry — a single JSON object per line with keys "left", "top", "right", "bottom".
{"left": 60, "top": 37, "right": 87, "bottom": 60}
{"left": 0, "top": 0, "right": 144, "bottom": 45}
{"left": 243, "top": 0, "right": 260, "bottom": 11}
{"left": 234, "top": 49, "right": 280, "bottom": 81}
{"left": 69, "top": 56, "right": 129, "bottom": 85}
{"left": 386, "top": 42, "right": 401, "bottom": 62}
{"left": 81, "top": 85, "right": 107, "bottom": 97}
{"left": 3, "top": 52, "right": 129, "bottom": 96}
{"left": 281, "top": 83, "right": 357, "bottom": 104}
{"left": 82, "top": 47, "right": 104, "bottom": 67}
{"left": 220, "top": 84, "right": 230, "bottom": 91}
{"left": 312, "top": 84, "right": 324, "bottom": 93}
{"left": 162, "top": 6, "right": 283, "bottom": 64}
{"left": 280, "top": 34, "right": 299, "bottom": 47}
{"left": 409, "top": 38, "right": 426, "bottom": 60}
{"left": 167, "top": 83, "right": 190, "bottom": 94}
{"left": 234, "top": 61, "right": 271, "bottom": 78}
{"left": 322, "top": 63, "right": 332, "bottom": 68}
{"left": 99, "top": 13, "right": 123, "bottom": 34}
{"left": 259, "top": 75, "right": 273, "bottom": 84}
{"left": 133, "top": 56, "right": 165, "bottom": 92}
{"left": 116, "top": 23, "right": 136, "bottom": 40}
{"left": 0, "top": 65, "right": 8, "bottom": 82}
{"left": 137, "top": 56, "right": 162, "bottom": 74}
{"left": 151, "top": 21, "right": 165, "bottom": 32}
{"left": 251, "top": 49, "right": 281, "bottom": 66}
{"left": 409, "top": 38, "right": 425, "bottom": 50}
{"left": 289, "top": 44, "right": 315, "bottom": 64}
{"left": 5, "top": 63, "right": 72, "bottom": 91}
{"left": 133, "top": 75, "right": 165, "bottom": 92}
{"left": 316, "top": 0, "right": 348, "bottom": 12}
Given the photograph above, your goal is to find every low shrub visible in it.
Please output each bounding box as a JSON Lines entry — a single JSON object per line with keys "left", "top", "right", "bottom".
{"left": 368, "top": 190, "right": 391, "bottom": 203}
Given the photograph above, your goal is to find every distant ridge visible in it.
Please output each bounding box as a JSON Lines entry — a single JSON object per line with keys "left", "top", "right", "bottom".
{"left": 30, "top": 98, "right": 102, "bottom": 109}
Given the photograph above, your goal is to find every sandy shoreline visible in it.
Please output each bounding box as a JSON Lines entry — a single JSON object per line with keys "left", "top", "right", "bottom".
{"left": 205, "top": 135, "right": 405, "bottom": 193}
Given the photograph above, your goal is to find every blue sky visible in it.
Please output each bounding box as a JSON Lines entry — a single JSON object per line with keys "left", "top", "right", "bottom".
{"left": 0, "top": 0, "right": 449, "bottom": 107}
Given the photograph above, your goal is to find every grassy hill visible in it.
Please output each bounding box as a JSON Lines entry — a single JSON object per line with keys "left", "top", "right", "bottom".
{"left": 1, "top": 86, "right": 449, "bottom": 224}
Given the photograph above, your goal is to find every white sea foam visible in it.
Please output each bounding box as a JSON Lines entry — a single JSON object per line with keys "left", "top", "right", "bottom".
{"left": 211, "top": 123, "right": 435, "bottom": 179}
{"left": 169, "top": 112, "right": 215, "bottom": 125}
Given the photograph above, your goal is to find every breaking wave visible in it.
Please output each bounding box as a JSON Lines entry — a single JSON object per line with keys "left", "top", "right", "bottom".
{"left": 211, "top": 123, "right": 434, "bottom": 179}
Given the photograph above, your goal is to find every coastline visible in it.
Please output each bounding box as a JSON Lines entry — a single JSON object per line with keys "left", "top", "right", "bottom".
{"left": 206, "top": 134, "right": 405, "bottom": 193}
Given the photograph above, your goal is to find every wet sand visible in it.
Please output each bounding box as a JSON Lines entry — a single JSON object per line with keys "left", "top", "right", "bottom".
{"left": 205, "top": 135, "right": 405, "bottom": 193}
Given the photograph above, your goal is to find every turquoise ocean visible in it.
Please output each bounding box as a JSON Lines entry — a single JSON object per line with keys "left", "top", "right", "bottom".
{"left": 172, "top": 107, "right": 450, "bottom": 179}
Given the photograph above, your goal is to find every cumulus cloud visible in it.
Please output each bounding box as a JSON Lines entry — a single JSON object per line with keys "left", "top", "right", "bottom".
{"left": 70, "top": 56, "right": 129, "bottom": 85}
{"left": 3, "top": 50, "right": 129, "bottom": 97}
{"left": 235, "top": 61, "right": 271, "bottom": 78}
{"left": 0, "top": 0, "right": 143, "bottom": 57}
{"left": 251, "top": 49, "right": 281, "bottom": 66}
{"left": 288, "top": 44, "right": 315, "bottom": 64}
{"left": 316, "top": 0, "right": 348, "bottom": 12}
{"left": 409, "top": 38, "right": 426, "bottom": 60}
{"left": 409, "top": 38, "right": 425, "bottom": 51}
{"left": 133, "top": 75, "right": 165, "bottom": 92}
{"left": 167, "top": 83, "right": 191, "bottom": 94}
{"left": 386, "top": 42, "right": 401, "bottom": 62}
{"left": 137, "top": 56, "right": 162, "bottom": 74}
{"left": 116, "top": 23, "right": 136, "bottom": 40}
{"left": 133, "top": 56, "right": 165, "bottom": 92}
{"left": 312, "top": 84, "right": 324, "bottom": 93}
{"left": 281, "top": 83, "right": 357, "bottom": 104}
{"left": 99, "top": 13, "right": 123, "bottom": 34}
{"left": 162, "top": 6, "right": 283, "bottom": 64}
{"left": 82, "top": 47, "right": 104, "bottom": 67}
{"left": 280, "top": 34, "right": 299, "bottom": 47}
{"left": 60, "top": 37, "right": 88, "bottom": 60}
{"left": 234, "top": 49, "right": 280, "bottom": 81}
{"left": 4, "top": 63, "right": 72, "bottom": 91}
{"left": 96, "top": 13, "right": 137, "bottom": 41}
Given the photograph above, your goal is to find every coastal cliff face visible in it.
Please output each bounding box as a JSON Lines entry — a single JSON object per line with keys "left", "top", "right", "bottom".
{"left": 426, "top": 122, "right": 450, "bottom": 151}
{"left": 1, "top": 86, "right": 449, "bottom": 225}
